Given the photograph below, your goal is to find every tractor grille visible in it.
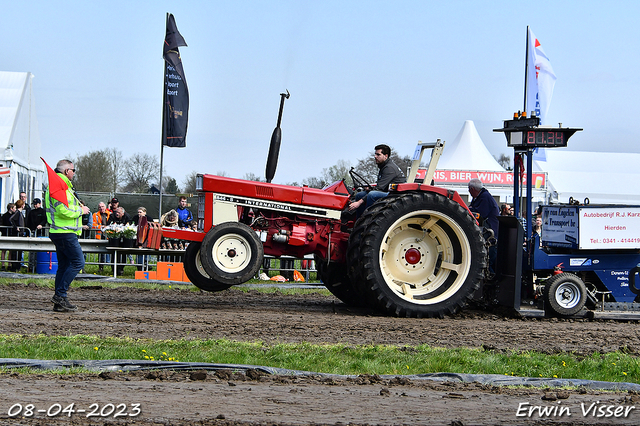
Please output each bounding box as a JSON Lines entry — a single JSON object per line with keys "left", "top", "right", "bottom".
{"left": 256, "top": 186, "right": 275, "bottom": 198}
{"left": 198, "top": 194, "right": 205, "bottom": 230}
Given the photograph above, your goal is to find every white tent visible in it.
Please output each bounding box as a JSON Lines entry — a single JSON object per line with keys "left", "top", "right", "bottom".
{"left": 534, "top": 150, "right": 640, "bottom": 205}
{"left": 432, "top": 120, "right": 541, "bottom": 204}
{"left": 0, "top": 71, "right": 44, "bottom": 209}
{"left": 438, "top": 120, "right": 505, "bottom": 171}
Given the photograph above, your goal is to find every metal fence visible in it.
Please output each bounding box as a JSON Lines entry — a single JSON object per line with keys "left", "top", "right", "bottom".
{"left": 0, "top": 225, "right": 318, "bottom": 282}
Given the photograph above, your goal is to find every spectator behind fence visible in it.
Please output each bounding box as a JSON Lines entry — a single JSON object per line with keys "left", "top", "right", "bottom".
{"left": 9, "top": 199, "right": 26, "bottom": 271}
{"left": 160, "top": 209, "right": 179, "bottom": 229}
{"left": 132, "top": 207, "right": 154, "bottom": 270}
{"left": 20, "top": 192, "right": 31, "bottom": 219}
{"left": 132, "top": 206, "right": 154, "bottom": 227}
{"left": 26, "top": 198, "right": 47, "bottom": 271}
{"left": 26, "top": 198, "right": 47, "bottom": 236}
{"left": 176, "top": 196, "right": 193, "bottom": 229}
{"left": 80, "top": 200, "right": 93, "bottom": 239}
{"left": 108, "top": 197, "right": 119, "bottom": 213}
{"left": 92, "top": 202, "right": 111, "bottom": 239}
{"left": 92, "top": 202, "right": 111, "bottom": 272}
{"left": 107, "top": 207, "right": 133, "bottom": 275}
{"left": 1, "top": 203, "right": 16, "bottom": 270}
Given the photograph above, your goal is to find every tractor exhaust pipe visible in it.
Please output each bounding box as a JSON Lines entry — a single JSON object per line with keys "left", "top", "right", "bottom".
{"left": 265, "top": 90, "right": 290, "bottom": 183}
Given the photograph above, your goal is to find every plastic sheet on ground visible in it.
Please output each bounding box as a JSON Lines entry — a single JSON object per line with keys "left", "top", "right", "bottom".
{"left": 1, "top": 358, "right": 639, "bottom": 391}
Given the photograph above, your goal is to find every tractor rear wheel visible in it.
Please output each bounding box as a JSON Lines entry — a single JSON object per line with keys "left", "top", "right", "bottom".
{"left": 347, "top": 201, "right": 389, "bottom": 305}
{"left": 200, "top": 222, "right": 264, "bottom": 285}
{"left": 315, "top": 256, "right": 365, "bottom": 307}
{"left": 357, "top": 192, "right": 485, "bottom": 318}
{"left": 544, "top": 273, "right": 587, "bottom": 317}
{"left": 183, "top": 242, "right": 233, "bottom": 292}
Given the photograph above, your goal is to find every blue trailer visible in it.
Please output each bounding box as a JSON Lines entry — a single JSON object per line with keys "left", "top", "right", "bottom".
{"left": 486, "top": 204, "right": 640, "bottom": 318}
{"left": 490, "top": 115, "right": 640, "bottom": 318}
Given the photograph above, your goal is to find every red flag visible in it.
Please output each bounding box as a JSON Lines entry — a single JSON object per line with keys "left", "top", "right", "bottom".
{"left": 41, "top": 157, "right": 69, "bottom": 207}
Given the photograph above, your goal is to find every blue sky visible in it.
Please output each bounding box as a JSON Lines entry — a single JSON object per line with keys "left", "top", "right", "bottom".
{"left": 4, "top": 1, "right": 638, "bottom": 187}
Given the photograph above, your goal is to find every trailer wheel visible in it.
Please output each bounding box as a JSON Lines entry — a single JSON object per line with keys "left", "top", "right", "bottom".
{"left": 182, "top": 242, "right": 233, "bottom": 292}
{"left": 358, "top": 192, "right": 485, "bottom": 318}
{"left": 315, "top": 256, "right": 365, "bottom": 307}
{"left": 544, "top": 273, "right": 587, "bottom": 316}
{"left": 200, "top": 222, "right": 264, "bottom": 285}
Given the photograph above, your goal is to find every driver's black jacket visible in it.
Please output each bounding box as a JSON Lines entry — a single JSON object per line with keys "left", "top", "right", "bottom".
{"left": 376, "top": 158, "right": 406, "bottom": 192}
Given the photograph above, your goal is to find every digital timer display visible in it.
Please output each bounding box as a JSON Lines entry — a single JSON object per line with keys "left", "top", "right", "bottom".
{"left": 525, "top": 130, "right": 565, "bottom": 147}
{"left": 494, "top": 117, "right": 582, "bottom": 149}
{"left": 506, "top": 129, "right": 579, "bottom": 148}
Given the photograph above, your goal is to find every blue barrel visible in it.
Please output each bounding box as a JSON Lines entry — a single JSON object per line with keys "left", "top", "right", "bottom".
{"left": 36, "top": 251, "right": 58, "bottom": 274}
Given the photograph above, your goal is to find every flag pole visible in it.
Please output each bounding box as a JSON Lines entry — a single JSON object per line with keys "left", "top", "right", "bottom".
{"left": 523, "top": 25, "right": 529, "bottom": 113}
{"left": 523, "top": 26, "right": 532, "bottom": 238}
{"left": 159, "top": 13, "right": 168, "bottom": 219}
{"left": 514, "top": 26, "right": 530, "bottom": 224}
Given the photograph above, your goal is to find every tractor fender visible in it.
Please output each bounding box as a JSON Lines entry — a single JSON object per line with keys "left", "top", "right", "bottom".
{"left": 391, "top": 183, "right": 475, "bottom": 218}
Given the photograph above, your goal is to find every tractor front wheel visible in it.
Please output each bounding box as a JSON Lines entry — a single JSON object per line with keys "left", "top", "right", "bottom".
{"left": 183, "top": 242, "right": 233, "bottom": 292}
{"left": 200, "top": 222, "right": 264, "bottom": 285}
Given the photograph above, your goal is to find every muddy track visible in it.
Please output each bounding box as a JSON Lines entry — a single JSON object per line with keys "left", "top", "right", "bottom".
{"left": 1, "top": 283, "right": 640, "bottom": 425}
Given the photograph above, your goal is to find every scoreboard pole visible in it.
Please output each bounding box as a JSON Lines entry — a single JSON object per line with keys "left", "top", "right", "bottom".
{"left": 526, "top": 148, "right": 533, "bottom": 237}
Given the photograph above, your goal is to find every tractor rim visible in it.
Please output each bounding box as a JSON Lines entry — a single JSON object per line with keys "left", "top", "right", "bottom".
{"left": 212, "top": 234, "right": 252, "bottom": 273}
{"left": 379, "top": 209, "right": 472, "bottom": 305}
{"left": 193, "top": 246, "right": 211, "bottom": 278}
{"left": 554, "top": 281, "right": 582, "bottom": 309}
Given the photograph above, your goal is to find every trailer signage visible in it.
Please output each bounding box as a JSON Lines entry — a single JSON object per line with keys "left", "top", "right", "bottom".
{"left": 579, "top": 207, "right": 640, "bottom": 249}
{"left": 541, "top": 206, "right": 579, "bottom": 248}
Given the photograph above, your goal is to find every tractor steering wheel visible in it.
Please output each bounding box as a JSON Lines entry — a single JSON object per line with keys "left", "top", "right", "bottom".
{"left": 349, "top": 168, "right": 374, "bottom": 192}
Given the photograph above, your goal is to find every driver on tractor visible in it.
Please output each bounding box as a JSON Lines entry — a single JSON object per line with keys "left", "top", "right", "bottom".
{"left": 348, "top": 144, "right": 406, "bottom": 217}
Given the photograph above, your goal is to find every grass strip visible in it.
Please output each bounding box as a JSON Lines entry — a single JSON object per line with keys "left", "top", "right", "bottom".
{"left": 0, "top": 334, "right": 638, "bottom": 383}
{"left": 0, "top": 278, "right": 331, "bottom": 296}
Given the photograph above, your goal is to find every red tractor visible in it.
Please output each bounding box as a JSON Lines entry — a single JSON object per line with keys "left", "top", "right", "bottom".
{"left": 161, "top": 94, "right": 487, "bottom": 318}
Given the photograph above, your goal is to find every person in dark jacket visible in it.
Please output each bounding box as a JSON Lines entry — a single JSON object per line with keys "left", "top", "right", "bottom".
{"left": 468, "top": 178, "right": 500, "bottom": 274}
{"left": 26, "top": 198, "right": 47, "bottom": 236}
{"left": 9, "top": 199, "right": 26, "bottom": 271}
{"left": 348, "top": 144, "right": 406, "bottom": 217}
{"left": 1, "top": 203, "right": 16, "bottom": 270}
{"left": 26, "top": 198, "right": 48, "bottom": 272}
{"left": 107, "top": 207, "right": 133, "bottom": 275}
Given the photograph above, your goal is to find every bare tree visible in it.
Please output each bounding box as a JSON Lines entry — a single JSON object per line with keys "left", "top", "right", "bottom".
{"left": 74, "top": 150, "right": 113, "bottom": 192}
{"left": 105, "top": 148, "right": 125, "bottom": 192}
{"left": 495, "top": 153, "right": 512, "bottom": 170}
{"left": 243, "top": 172, "right": 263, "bottom": 182}
{"left": 301, "top": 176, "right": 327, "bottom": 189}
{"left": 321, "top": 159, "right": 353, "bottom": 187}
{"left": 182, "top": 171, "right": 199, "bottom": 194}
{"left": 122, "top": 153, "right": 160, "bottom": 193}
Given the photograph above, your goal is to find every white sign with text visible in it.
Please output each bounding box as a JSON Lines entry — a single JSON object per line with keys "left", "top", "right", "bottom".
{"left": 578, "top": 207, "right": 640, "bottom": 249}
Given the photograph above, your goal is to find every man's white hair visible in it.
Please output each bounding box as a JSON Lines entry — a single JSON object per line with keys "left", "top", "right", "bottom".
{"left": 468, "top": 178, "right": 484, "bottom": 191}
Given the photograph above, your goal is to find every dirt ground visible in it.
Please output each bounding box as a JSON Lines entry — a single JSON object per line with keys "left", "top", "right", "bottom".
{"left": 2, "top": 282, "right": 640, "bottom": 425}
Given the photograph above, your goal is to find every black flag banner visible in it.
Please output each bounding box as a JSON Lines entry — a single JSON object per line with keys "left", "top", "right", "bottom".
{"left": 162, "top": 13, "right": 189, "bottom": 147}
